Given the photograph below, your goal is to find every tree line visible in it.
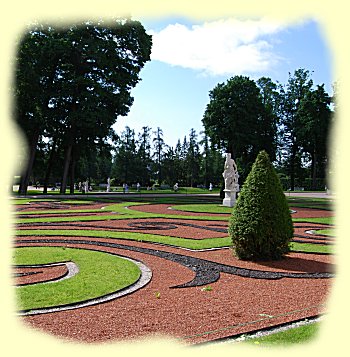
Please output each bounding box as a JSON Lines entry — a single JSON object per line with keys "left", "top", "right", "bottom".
{"left": 13, "top": 19, "right": 334, "bottom": 194}
{"left": 202, "top": 70, "right": 334, "bottom": 191}
{"left": 111, "top": 126, "right": 224, "bottom": 188}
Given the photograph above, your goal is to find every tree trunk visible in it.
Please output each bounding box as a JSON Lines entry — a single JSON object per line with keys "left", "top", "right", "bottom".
{"left": 42, "top": 138, "right": 57, "bottom": 194}
{"left": 70, "top": 147, "right": 76, "bottom": 194}
{"left": 18, "top": 129, "right": 40, "bottom": 195}
{"left": 289, "top": 139, "right": 297, "bottom": 191}
{"left": 60, "top": 142, "right": 73, "bottom": 194}
{"left": 312, "top": 149, "right": 317, "bottom": 190}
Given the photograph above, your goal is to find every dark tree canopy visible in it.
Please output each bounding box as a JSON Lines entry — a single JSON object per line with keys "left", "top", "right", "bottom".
{"left": 202, "top": 75, "right": 277, "bottom": 179}
{"left": 229, "top": 150, "right": 293, "bottom": 261}
{"left": 14, "top": 18, "right": 152, "bottom": 194}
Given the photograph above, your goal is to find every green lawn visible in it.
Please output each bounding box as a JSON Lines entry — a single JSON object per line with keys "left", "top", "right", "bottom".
{"left": 171, "top": 203, "right": 232, "bottom": 214}
{"left": 16, "top": 229, "right": 332, "bottom": 254}
{"left": 16, "top": 229, "right": 232, "bottom": 250}
{"left": 292, "top": 217, "right": 333, "bottom": 225}
{"left": 315, "top": 229, "right": 334, "bottom": 236}
{"left": 14, "top": 246, "right": 141, "bottom": 311}
{"left": 244, "top": 321, "right": 319, "bottom": 346}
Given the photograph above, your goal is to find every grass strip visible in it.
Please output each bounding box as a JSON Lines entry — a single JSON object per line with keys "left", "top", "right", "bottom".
{"left": 14, "top": 246, "right": 140, "bottom": 310}
{"left": 15, "top": 211, "right": 229, "bottom": 224}
{"left": 292, "top": 217, "right": 333, "bottom": 225}
{"left": 14, "top": 201, "right": 147, "bottom": 216}
{"left": 290, "top": 242, "right": 332, "bottom": 254}
{"left": 170, "top": 204, "right": 232, "bottom": 214}
{"left": 244, "top": 321, "right": 318, "bottom": 346}
{"left": 16, "top": 229, "right": 232, "bottom": 250}
{"left": 16, "top": 230, "right": 332, "bottom": 253}
{"left": 315, "top": 229, "right": 334, "bottom": 236}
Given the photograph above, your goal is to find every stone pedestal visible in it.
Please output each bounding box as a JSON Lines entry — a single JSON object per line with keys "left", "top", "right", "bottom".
{"left": 222, "top": 189, "right": 237, "bottom": 207}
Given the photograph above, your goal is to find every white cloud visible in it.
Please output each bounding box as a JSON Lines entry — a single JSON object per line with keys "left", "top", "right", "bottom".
{"left": 149, "top": 18, "right": 286, "bottom": 76}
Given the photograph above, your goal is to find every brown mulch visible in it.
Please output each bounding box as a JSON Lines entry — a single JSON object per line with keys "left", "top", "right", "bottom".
{"left": 289, "top": 207, "right": 333, "bottom": 218}
{"left": 17, "top": 236, "right": 332, "bottom": 345}
{"left": 14, "top": 264, "right": 68, "bottom": 286}
{"left": 14, "top": 202, "right": 334, "bottom": 345}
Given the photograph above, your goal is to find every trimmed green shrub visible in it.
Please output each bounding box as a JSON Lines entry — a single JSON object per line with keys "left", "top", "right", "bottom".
{"left": 229, "top": 151, "right": 294, "bottom": 261}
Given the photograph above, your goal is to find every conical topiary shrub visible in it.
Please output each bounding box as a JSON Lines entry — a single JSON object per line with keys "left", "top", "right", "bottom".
{"left": 229, "top": 150, "right": 293, "bottom": 261}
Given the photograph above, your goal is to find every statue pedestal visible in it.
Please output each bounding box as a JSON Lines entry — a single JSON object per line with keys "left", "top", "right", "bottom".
{"left": 222, "top": 189, "right": 237, "bottom": 207}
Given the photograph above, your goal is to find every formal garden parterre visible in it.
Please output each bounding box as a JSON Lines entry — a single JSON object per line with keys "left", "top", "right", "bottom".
{"left": 11, "top": 193, "right": 334, "bottom": 345}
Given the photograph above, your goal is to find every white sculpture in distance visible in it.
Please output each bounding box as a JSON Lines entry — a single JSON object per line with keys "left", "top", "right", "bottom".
{"left": 222, "top": 153, "right": 239, "bottom": 207}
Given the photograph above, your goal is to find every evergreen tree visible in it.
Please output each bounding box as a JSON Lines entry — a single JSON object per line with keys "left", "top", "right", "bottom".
{"left": 136, "top": 126, "right": 152, "bottom": 185}
{"left": 229, "top": 151, "right": 293, "bottom": 261}
{"left": 152, "top": 127, "right": 166, "bottom": 184}
{"left": 112, "top": 126, "right": 138, "bottom": 184}
{"left": 185, "top": 128, "right": 201, "bottom": 187}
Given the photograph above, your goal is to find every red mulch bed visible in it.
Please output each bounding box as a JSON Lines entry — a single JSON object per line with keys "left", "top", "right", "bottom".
{"left": 14, "top": 264, "right": 68, "bottom": 286}
{"left": 14, "top": 203, "right": 334, "bottom": 345}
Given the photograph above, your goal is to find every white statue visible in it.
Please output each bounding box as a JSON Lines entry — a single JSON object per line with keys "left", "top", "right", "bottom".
{"left": 107, "top": 177, "right": 111, "bottom": 192}
{"left": 223, "top": 154, "right": 237, "bottom": 191}
{"left": 222, "top": 153, "right": 239, "bottom": 207}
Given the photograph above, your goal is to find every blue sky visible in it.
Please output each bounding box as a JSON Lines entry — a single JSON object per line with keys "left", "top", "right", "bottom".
{"left": 113, "top": 17, "right": 333, "bottom": 148}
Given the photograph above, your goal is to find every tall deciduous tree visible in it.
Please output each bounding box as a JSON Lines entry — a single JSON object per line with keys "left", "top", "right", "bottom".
{"left": 297, "top": 84, "right": 333, "bottom": 188}
{"left": 14, "top": 18, "right": 152, "bottom": 195}
{"left": 202, "top": 75, "right": 276, "bottom": 179}
{"left": 14, "top": 24, "right": 64, "bottom": 194}
{"left": 278, "top": 68, "right": 313, "bottom": 190}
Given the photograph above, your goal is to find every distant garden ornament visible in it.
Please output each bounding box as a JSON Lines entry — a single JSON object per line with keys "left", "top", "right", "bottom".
{"left": 222, "top": 153, "right": 239, "bottom": 207}
{"left": 107, "top": 177, "right": 111, "bottom": 192}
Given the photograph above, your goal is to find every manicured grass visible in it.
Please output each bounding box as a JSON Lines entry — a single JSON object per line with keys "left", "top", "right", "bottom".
{"left": 14, "top": 201, "right": 148, "bottom": 216}
{"left": 286, "top": 197, "right": 333, "bottom": 210}
{"left": 244, "top": 322, "right": 319, "bottom": 346}
{"left": 171, "top": 204, "right": 232, "bottom": 214}
{"left": 16, "top": 230, "right": 332, "bottom": 254}
{"left": 12, "top": 198, "right": 96, "bottom": 205}
{"left": 15, "top": 211, "right": 229, "bottom": 224}
{"left": 16, "top": 229, "right": 232, "bottom": 250}
{"left": 290, "top": 242, "right": 332, "bottom": 254}
{"left": 14, "top": 246, "right": 141, "bottom": 310}
{"left": 292, "top": 217, "right": 333, "bottom": 225}
{"left": 315, "top": 229, "right": 334, "bottom": 236}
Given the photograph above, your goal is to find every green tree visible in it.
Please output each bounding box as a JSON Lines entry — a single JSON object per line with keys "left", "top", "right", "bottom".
{"left": 278, "top": 69, "right": 313, "bottom": 190}
{"left": 229, "top": 151, "right": 293, "bottom": 261}
{"left": 136, "top": 126, "right": 153, "bottom": 185}
{"left": 185, "top": 128, "right": 201, "bottom": 187}
{"left": 297, "top": 84, "right": 333, "bottom": 188}
{"left": 112, "top": 126, "right": 138, "bottom": 184}
{"left": 256, "top": 77, "right": 280, "bottom": 163}
{"left": 14, "top": 24, "right": 64, "bottom": 194}
{"left": 14, "top": 19, "right": 152, "bottom": 195}
{"left": 202, "top": 75, "right": 276, "bottom": 179}
{"left": 152, "top": 127, "right": 166, "bottom": 184}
